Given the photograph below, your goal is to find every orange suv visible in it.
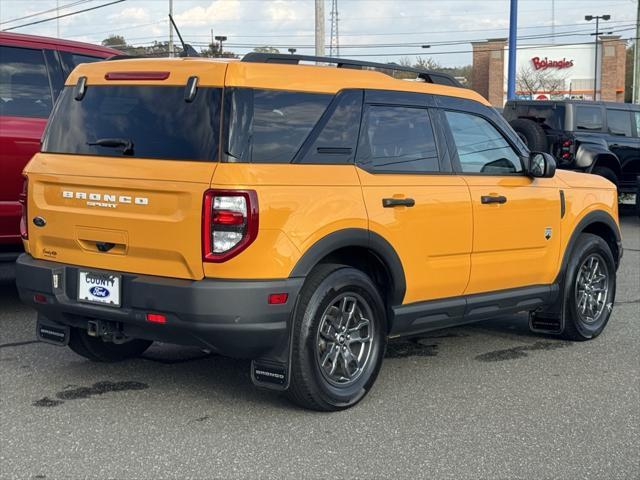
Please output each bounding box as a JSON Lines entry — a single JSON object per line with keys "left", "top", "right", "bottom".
{"left": 16, "top": 53, "right": 622, "bottom": 411}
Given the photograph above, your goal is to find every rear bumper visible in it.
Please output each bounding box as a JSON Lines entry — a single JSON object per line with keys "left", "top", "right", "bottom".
{"left": 15, "top": 254, "right": 303, "bottom": 359}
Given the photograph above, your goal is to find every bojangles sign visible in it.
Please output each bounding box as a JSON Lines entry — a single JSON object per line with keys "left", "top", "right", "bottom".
{"left": 531, "top": 56, "right": 574, "bottom": 70}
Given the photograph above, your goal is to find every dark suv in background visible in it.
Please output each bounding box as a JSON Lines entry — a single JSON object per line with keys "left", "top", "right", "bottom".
{"left": 0, "top": 32, "right": 119, "bottom": 261}
{"left": 503, "top": 100, "right": 639, "bottom": 205}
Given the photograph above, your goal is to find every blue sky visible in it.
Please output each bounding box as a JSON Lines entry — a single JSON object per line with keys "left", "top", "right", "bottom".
{"left": 0, "top": 0, "right": 637, "bottom": 66}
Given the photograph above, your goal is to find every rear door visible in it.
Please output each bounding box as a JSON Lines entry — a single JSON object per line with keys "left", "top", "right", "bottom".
{"left": 356, "top": 91, "right": 472, "bottom": 305}
{"left": 25, "top": 63, "right": 227, "bottom": 280}
{"left": 441, "top": 103, "right": 561, "bottom": 294}
{"left": 0, "top": 45, "right": 53, "bottom": 245}
{"left": 604, "top": 108, "right": 640, "bottom": 190}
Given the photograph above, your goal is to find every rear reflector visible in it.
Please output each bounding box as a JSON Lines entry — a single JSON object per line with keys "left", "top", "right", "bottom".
{"left": 19, "top": 176, "right": 28, "bottom": 240}
{"left": 105, "top": 71, "right": 170, "bottom": 81}
{"left": 146, "top": 313, "right": 167, "bottom": 324}
{"left": 33, "top": 294, "right": 47, "bottom": 304}
{"left": 268, "top": 293, "right": 288, "bottom": 305}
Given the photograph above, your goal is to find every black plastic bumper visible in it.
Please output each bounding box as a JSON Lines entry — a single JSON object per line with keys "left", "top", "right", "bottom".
{"left": 15, "top": 254, "right": 303, "bottom": 360}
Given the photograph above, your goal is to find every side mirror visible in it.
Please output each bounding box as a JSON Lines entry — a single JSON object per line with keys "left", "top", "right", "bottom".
{"left": 529, "top": 152, "right": 556, "bottom": 178}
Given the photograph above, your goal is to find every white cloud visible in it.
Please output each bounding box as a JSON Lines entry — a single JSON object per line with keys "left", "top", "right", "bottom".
{"left": 110, "top": 7, "right": 150, "bottom": 22}
{"left": 175, "top": 0, "right": 242, "bottom": 27}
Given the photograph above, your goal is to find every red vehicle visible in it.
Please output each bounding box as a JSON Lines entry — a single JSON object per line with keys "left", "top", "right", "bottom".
{"left": 0, "top": 32, "right": 119, "bottom": 261}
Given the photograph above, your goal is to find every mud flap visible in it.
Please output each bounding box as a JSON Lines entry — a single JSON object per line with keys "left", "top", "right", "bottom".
{"left": 529, "top": 283, "right": 564, "bottom": 335}
{"left": 250, "top": 296, "right": 300, "bottom": 391}
{"left": 36, "top": 315, "right": 70, "bottom": 346}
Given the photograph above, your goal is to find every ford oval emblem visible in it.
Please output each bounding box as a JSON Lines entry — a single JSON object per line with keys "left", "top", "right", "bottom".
{"left": 89, "top": 286, "right": 110, "bottom": 298}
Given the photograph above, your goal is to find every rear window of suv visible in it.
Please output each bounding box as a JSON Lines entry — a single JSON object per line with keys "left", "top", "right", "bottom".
{"left": 42, "top": 86, "right": 221, "bottom": 161}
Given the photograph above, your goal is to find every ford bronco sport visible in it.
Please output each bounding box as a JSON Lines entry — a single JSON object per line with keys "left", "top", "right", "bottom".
{"left": 16, "top": 53, "right": 622, "bottom": 411}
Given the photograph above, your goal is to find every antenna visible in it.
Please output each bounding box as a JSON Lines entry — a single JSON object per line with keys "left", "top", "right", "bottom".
{"left": 168, "top": 14, "right": 199, "bottom": 57}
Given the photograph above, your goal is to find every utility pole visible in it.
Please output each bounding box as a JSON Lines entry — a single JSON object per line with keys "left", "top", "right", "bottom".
{"left": 169, "top": 0, "right": 174, "bottom": 57}
{"left": 634, "top": 0, "right": 639, "bottom": 104}
{"left": 551, "top": 0, "right": 555, "bottom": 44}
{"left": 315, "top": 0, "right": 325, "bottom": 57}
{"left": 507, "top": 0, "right": 518, "bottom": 101}
{"left": 329, "top": 0, "right": 340, "bottom": 57}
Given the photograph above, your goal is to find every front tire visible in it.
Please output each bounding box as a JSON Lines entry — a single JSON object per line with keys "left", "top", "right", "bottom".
{"left": 68, "top": 327, "right": 153, "bottom": 362}
{"left": 561, "top": 234, "right": 616, "bottom": 341}
{"left": 286, "top": 264, "right": 387, "bottom": 411}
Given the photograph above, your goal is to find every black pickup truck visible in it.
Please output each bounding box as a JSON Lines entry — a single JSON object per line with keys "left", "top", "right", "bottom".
{"left": 503, "top": 100, "right": 639, "bottom": 209}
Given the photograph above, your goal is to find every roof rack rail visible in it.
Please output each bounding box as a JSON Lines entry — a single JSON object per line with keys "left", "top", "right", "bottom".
{"left": 241, "top": 52, "right": 463, "bottom": 88}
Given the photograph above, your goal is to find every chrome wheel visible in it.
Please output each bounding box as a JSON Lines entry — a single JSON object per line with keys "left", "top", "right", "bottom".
{"left": 575, "top": 253, "right": 610, "bottom": 324}
{"left": 315, "top": 293, "right": 374, "bottom": 387}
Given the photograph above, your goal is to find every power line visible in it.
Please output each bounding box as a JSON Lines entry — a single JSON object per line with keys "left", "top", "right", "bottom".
{"left": 0, "top": 0, "right": 95, "bottom": 26}
{"left": 2, "top": 0, "right": 126, "bottom": 32}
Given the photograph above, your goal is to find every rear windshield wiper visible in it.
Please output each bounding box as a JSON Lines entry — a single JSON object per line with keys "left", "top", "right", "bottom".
{"left": 87, "top": 138, "right": 134, "bottom": 155}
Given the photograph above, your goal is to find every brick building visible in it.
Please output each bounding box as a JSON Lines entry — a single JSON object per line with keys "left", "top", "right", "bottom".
{"left": 471, "top": 36, "right": 627, "bottom": 107}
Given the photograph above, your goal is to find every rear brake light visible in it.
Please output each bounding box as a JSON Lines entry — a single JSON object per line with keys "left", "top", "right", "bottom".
{"left": 19, "top": 176, "right": 28, "bottom": 240}
{"left": 562, "top": 139, "right": 573, "bottom": 147}
{"left": 104, "top": 71, "right": 170, "bottom": 81}
{"left": 202, "top": 189, "right": 258, "bottom": 263}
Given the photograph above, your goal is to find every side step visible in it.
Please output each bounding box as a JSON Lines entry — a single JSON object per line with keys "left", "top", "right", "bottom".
{"left": 529, "top": 312, "right": 563, "bottom": 335}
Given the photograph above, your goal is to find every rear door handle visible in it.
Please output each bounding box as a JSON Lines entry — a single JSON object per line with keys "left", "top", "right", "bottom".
{"left": 481, "top": 195, "right": 507, "bottom": 205}
{"left": 382, "top": 198, "right": 415, "bottom": 208}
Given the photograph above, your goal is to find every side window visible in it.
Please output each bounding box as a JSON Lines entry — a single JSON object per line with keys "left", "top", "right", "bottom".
{"left": 575, "top": 106, "right": 604, "bottom": 131}
{"left": 0, "top": 46, "right": 52, "bottom": 118}
{"left": 445, "top": 111, "right": 523, "bottom": 174}
{"left": 356, "top": 105, "right": 440, "bottom": 173}
{"left": 59, "top": 51, "right": 105, "bottom": 76}
{"left": 225, "top": 88, "right": 332, "bottom": 163}
{"left": 606, "top": 109, "right": 632, "bottom": 137}
{"left": 299, "top": 90, "right": 362, "bottom": 164}
{"left": 635, "top": 112, "right": 640, "bottom": 138}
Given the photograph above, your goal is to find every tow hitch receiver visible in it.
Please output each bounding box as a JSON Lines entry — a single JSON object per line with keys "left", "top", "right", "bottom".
{"left": 37, "top": 316, "right": 70, "bottom": 346}
{"left": 87, "top": 320, "right": 128, "bottom": 344}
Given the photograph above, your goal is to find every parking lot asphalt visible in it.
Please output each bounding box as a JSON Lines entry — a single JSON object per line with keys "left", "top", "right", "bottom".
{"left": 1, "top": 214, "right": 638, "bottom": 480}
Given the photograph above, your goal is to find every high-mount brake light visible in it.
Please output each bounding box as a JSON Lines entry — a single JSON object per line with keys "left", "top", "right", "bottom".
{"left": 19, "top": 176, "right": 28, "bottom": 240}
{"left": 104, "top": 71, "right": 170, "bottom": 81}
{"left": 202, "top": 190, "right": 258, "bottom": 263}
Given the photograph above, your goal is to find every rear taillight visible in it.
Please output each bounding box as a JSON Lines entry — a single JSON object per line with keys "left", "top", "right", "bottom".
{"left": 19, "top": 176, "right": 28, "bottom": 240}
{"left": 202, "top": 189, "right": 258, "bottom": 262}
{"left": 560, "top": 138, "right": 574, "bottom": 162}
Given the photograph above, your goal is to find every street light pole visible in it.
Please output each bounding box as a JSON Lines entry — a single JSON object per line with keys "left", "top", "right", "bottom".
{"left": 215, "top": 36, "right": 227, "bottom": 57}
{"left": 585, "top": 14, "right": 610, "bottom": 101}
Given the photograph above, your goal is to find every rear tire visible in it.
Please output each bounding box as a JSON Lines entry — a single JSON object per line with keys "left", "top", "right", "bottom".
{"left": 509, "top": 118, "right": 548, "bottom": 151}
{"left": 68, "top": 327, "right": 152, "bottom": 362}
{"left": 286, "top": 264, "right": 387, "bottom": 411}
{"left": 561, "top": 233, "right": 616, "bottom": 341}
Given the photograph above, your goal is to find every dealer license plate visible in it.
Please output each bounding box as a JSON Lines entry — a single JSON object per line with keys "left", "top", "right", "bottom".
{"left": 78, "top": 270, "right": 121, "bottom": 307}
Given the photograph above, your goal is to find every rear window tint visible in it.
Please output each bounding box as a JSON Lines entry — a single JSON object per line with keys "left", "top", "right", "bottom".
{"left": 606, "top": 109, "right": 632, "bottom": 137}
{"left": 575, "top": 106, "right": 603, "bottom": 131}
{"left": 225, "top": 88, "right": 332, "bottom": 163}
{"left": 42, "top": 86, "right": 221, "bottom": 161}
{"left": 0, "top": 45, "right": 52, "bottom": 118}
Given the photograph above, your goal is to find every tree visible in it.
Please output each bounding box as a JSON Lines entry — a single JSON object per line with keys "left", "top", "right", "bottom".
{"left": 516, "top": 65, "right": 568, "bottom": 98}
{"left": 102, "top": 35, "right": 127, "bottom": 49}
{"left": 253, "top": 46, "right": 280, "bottom": 54}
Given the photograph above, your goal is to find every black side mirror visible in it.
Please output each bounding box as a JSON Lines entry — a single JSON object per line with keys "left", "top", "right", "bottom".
{"left": 529, "top": 152, "right": 556, "bottom": 178}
